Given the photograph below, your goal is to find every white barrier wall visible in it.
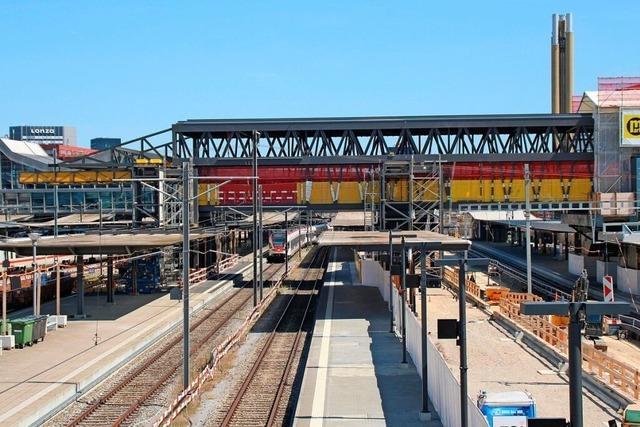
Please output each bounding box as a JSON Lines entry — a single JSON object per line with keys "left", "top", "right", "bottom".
{"left": 360, "top": 251, "right": 489, "bottom": 427}
{"left": 596, "top": 260, "right": 618, "bottom": 285}
{"left": 393, "top": 287, "right": 488, "bottom": 427}
{"left": 617, "top": 265, "right": 640, "bottom": 296}
{"left": 568, "top": 253, "right": 584, "bottom": 275}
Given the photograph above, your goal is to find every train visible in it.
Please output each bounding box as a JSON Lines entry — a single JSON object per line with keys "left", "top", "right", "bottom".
{"left": 266, "top": 223, "right": 329, "bottom": 262}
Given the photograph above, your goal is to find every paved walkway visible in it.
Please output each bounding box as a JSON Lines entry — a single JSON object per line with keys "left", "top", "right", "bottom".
{"left": 0, "top": 256, "right": 254, "bottom": 427}
{"left": 294, "top": 248, "right": 440, "bottom": 426}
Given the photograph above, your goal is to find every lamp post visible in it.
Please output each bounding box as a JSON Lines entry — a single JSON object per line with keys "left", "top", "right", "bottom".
{"left": 28, "top": 232, "right": 41, "bottom": 316}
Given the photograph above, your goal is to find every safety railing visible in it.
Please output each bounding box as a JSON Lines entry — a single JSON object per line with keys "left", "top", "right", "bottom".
{"left": 499, "top": 297, "right": 640, "bottom": 401}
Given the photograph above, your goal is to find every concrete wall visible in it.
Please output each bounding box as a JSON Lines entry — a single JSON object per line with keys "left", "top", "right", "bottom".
{"left": 596, "top": 260, "right": 617, "bottom": 285}
{"left": 568, "top": 253, "right": 584, "bottom": 275}
{"left": 359, "top": 253, "right": 488, "bottom": 427}
{"left": 391, "top": 286, "right": 488, "bottom": 427}
{"left": 617, "top": 265, "right": 640, "bottom": 296}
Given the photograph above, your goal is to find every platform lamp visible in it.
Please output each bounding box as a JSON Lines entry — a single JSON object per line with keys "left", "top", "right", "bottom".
{"left": 28, "top": 232, "right": 41, "bottom": 316}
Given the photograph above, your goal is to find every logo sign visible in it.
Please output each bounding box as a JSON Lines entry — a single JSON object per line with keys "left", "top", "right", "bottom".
{"left": 621, "top": 110, "right": 640, "bottom": 146}
{"left": 28, "top": 127, "right": 57, "bottom": 136}
{"left": 603, "top": 275, "right": 614, "bottom": 302}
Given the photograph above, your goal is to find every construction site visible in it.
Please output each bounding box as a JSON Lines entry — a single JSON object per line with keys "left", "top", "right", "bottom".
{"left": 2, "top": 10, "right": 640, "bottom": 427}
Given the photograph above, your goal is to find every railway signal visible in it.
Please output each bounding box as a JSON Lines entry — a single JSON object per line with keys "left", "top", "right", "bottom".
{"left": 603, "top": 275, "right": 614, "bottom": 302}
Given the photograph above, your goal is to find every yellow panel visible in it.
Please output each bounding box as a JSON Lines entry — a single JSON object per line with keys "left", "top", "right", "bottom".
{"left": 310, "top": 182, "right": 333, "bottom": 204}
{"left": 19, "top": 172, "right": 38, "bottom": 184}
{"left": 568, "top": 178, "right": 592, "bottom": 201}
{"left": 413, "top": 180, "right": 439, "bottom": 201}
{"left": 450, "top": 180, "right": 482, "bottom": 202}
{"left": 297, "top": 182, "right": 305, "bottom": 204}
{"left": 537, "top": 179, "right": 563, "bottom": 201}
{"left": 337, "top": 182, "right": 362, "bottom": 204}
{"left": 507, "top": 179, "right": 525, "bottom": 202}
{"left": 19, "top": 170, "right": 133, "bottom": 185}
{"left": 390, "top": 180, "right": 408, "bottom": 201}
{"left": 198, "top": 184, "right": 209, "bottom": 205}
{"left": 114, "top": 171, "right": 131, "bottom": 181}
{"left": 481, "top": 180, "right": 506, "bottom": 202}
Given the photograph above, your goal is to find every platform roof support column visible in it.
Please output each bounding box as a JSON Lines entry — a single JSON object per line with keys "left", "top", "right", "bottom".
{"left": 401, "top": 236, "right": 407, "bottom": 364}
{"left": 388, "top": 230, "right": 394, "bottom": 333}
{"left": 258, "top": 184, "right": 263, "bottom": 302}
{"left": 76, "top": 256, "right": 85, "bottom": 318}
{"left": 107, "top": 256, "right": 114, "bottom": 303}
{"left": 2, "top": 271, "right": 6, "bottom": 335}
{"left": 55, "top": 260, "right": 61, "bottom": 315}
{"left": 285, "top": 211, "right": 289, "bottom": 275}
{"left": 419, "top": 243, "right": 431, "bottom": 418}
{"left": 458, "top": 252, "right": 468, "bottom": 427}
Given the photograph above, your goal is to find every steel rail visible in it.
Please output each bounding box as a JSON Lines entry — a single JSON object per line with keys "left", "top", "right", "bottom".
{"left": 220, "top": 247, "right": 328, "bottom": 426}
{"left": 66, "top": 261, "right": 286, "bottom": 427}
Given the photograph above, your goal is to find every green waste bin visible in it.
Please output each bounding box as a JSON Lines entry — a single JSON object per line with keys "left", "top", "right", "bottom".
{"left": 11, "top": 318, "right": 34, "bottom": 348}
{"left": 0, "top": 320, "right": 10, "bottom": 336}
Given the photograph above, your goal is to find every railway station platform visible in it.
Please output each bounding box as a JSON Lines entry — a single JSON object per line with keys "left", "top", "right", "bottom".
{"left": 0, "top": 253, "right": 254, "bottom": 427}
{"left": 472, "top": 240, "right": 636, "bottom": 304}
{"left": 294, "top": 247, "right": 441, "bottom": 426}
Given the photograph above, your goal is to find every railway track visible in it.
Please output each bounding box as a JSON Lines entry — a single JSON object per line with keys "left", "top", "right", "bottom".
{"left": 65, "top": 261, "right": 288, "bottom": 427}
{"left": 470, "top": 242, "right": 640, "bottom": 318}
{"left": 219, "top": 247, "right": 328, "bottom": 427}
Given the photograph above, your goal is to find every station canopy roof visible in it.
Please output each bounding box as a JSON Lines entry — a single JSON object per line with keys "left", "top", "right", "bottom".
{"left": 318, "top": 230, "right": 471, "bottom": 251}
{"left": 0, "top": 138, "right": 54, "bottom": 170}
{"left": 490, "top": 220, "right": 575, "bottom": 234}
{"left": 0, "top": 232, "right": 208, "bottom": 256}
{"left": 330, "top": 211, "right": 373, "bottom": 228}
{"left": 467, "top": 210, "right": 540, "bottom": 222}
{"left": 235, "top": 211, "right": 299, "bottom": 227}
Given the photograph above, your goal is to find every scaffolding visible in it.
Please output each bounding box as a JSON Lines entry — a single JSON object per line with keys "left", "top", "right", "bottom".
{"left": 595, "top": 77, "right": 640, "bottom": 194}
{"left": 381, "top": 157, "right": 443, "bottom": 232}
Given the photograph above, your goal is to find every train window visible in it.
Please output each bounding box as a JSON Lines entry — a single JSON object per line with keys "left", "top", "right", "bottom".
{"left": 271, "top": 231, "right": 286, "bottom": 245}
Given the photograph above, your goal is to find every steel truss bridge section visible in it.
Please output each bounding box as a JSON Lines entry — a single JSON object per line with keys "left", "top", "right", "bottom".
{"left": 59, "top": 114, "right": 594, "bottom": 169}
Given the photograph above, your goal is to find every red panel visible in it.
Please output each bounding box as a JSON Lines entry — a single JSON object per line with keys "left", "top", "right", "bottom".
{"left": 218, "top": 182, "right": 297, "bottom": 205}
{"left": 198, "top": 164, "right": 377, "bottom": 183}
{"left": 446, "top": 161, "right": 593, "bottom": 180}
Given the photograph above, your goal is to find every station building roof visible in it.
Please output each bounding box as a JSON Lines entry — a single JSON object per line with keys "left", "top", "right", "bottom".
{"left": 318, "top": 230, "right": 471, "bottom": 251}
{"left": 0, "top": 138, "right": 54, "bottom": 170}
{"left": 0, "top": 232, "right": 207, "bottom": 256}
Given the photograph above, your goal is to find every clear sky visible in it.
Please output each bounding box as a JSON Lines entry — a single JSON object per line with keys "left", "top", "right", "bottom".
{"left": 1, "top": 1, "right": 638, "bottom": 146}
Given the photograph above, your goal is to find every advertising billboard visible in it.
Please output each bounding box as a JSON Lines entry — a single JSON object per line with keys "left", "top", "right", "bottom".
{"left": 621, "top": 109, "right": 640, "bottom": 147}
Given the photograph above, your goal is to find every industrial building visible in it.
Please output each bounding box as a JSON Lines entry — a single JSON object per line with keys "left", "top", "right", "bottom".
{"left": 90, "top": 137, "right": 121, "bottom": 151}
{"left": 9, "top": 125, "right": 77, "bottom": 146}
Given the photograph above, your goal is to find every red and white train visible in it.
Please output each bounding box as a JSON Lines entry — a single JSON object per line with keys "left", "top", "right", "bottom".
{"left": 266, "top": 223, "right": 329, "bottom": 262}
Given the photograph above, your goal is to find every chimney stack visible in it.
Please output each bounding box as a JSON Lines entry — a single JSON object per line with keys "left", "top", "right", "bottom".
{"left": 551, "top": 13, "right": 574, "bottom": 113}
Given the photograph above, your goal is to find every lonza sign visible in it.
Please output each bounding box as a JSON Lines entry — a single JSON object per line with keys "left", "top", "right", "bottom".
{"left": 621, "top": 109, "right": 640, "bottom": 147}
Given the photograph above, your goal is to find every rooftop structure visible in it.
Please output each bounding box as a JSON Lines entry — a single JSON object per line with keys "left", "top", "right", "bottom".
{"left": 9, "top": 125, "right": 76, "bottom": 146}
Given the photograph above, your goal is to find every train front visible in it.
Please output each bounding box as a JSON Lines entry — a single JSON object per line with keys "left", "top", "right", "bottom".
{"left": 267, "top": 230, "right": 287, "bottom": 262}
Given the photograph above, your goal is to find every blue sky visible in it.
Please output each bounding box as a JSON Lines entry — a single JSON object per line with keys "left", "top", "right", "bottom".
{"left": 1, "top": 1, "right": 638, "bottom": 146}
